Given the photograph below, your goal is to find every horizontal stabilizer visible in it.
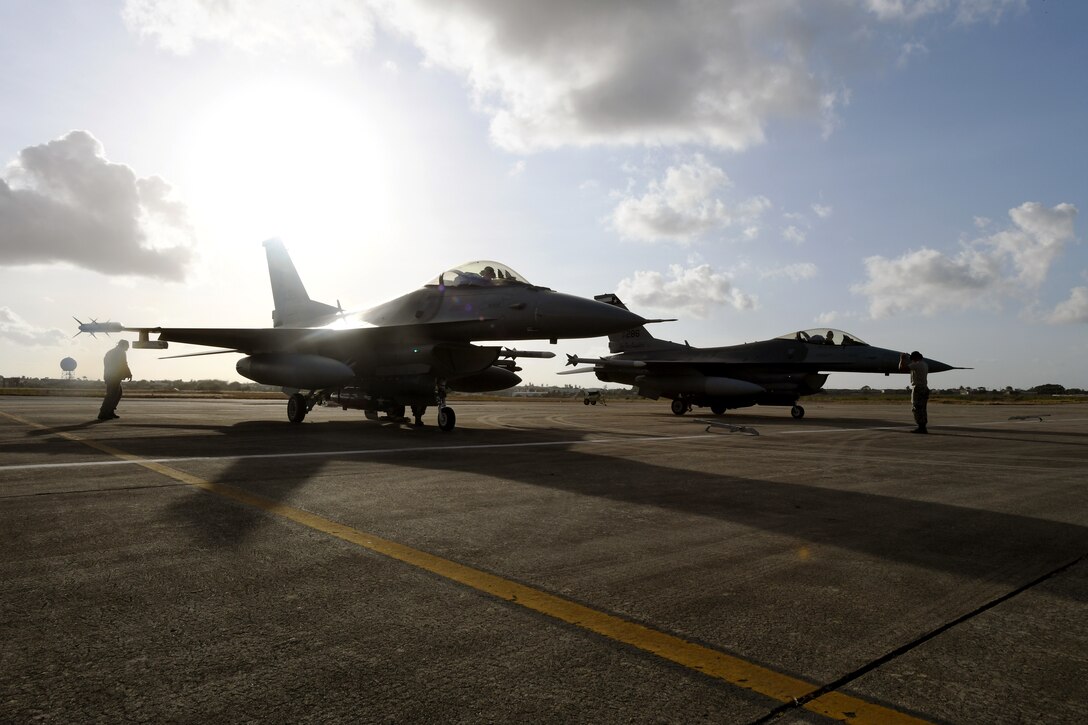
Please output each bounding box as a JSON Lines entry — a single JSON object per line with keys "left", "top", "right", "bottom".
{"left": 159, "top": 349, "right": 240, "bottom": 360}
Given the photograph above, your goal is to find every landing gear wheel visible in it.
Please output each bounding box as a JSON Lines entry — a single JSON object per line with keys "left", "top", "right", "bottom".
{"left": 791, "top": 405, "right": 805, "bottom": 419}
{"left": 437, "top": 406, "right": 456, "bottom": 431}
{"left": 287, "top": 393, "right": 307, "bottom": 424}
{"left": 670, "top": 399, "right": 688, "bottom": 416}
{"left": 710, "top": 403, "right": 726, "bottom": 415}
{"left": 584, "top": 399, "right": 590, "bottom": 406}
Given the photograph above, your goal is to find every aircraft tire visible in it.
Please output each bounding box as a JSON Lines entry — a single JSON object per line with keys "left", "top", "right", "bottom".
{"left": 438, "top": 406, "right": 456, "bottom": 431}
{"left": 287, "top": 393, "right": 307, "bottom": 424}
{"left": 791, "top": 405, "right": 805, "bottom": 419}
{"left": 670, "top": 399, "right": 687, "bottom": 416}
{"left": 710, "top": 403, "right": 726, "bottom": 415}
{"left": 584, "top": 399, "right": 590, "bottom": 405}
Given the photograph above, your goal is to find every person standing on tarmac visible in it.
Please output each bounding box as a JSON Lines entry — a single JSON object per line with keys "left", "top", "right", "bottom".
{"left": 98, "top": 340, "right": 132, "bottom": 421}
{"left": 898, "top": 350, "right": 929, "bottom": 434}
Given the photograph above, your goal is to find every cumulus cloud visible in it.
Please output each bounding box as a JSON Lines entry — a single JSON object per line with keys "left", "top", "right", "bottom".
{"left": 122, "top": 1, "right": 1026, "bottom": 153}
{"left": 383, "top": 0, "right": 850, "bottom": 152}
{"left": 0, "top": 307, "right": 66, "bottom": 347}
{"left": 811, "top": 203, "right": 833, "bottom": 219}
{"left": 1048, "top": 287, "right": 1088, "bottom": 324}
{"left": 125, "top": 0, "right": 857, "bottom": 152}
{"left": 0, "top": 131, "right": 195, "bottom": 280}
{"left": 616, "top": 264, "right": 756, "bottom": 318}
{"left": 853, "top": 202, "right": 1078, "bottom": 318}
{"left": 611, "top": 155, "right": 771, "bottom": 243}
{"left": 123, "top": 0, "right": 376, "bottom": 62}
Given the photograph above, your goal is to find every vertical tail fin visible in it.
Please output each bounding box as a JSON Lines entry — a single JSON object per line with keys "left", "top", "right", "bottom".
{"left": 594, "top": 294, "right": 671, "bottom": 353}
{"left": 263, "top": 239, "right": 340, "bottom": 327}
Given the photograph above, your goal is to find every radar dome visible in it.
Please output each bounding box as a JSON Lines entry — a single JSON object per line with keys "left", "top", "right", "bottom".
{"left": 60, "top": 357, "right": 78, "bottom": 372}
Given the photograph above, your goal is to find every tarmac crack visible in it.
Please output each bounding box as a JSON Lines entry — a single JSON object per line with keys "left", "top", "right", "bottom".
{"left": 746, "top": 552, "right": 1088, "bottom": 724}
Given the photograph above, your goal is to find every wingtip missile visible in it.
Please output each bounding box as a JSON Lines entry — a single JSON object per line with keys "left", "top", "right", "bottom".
{"left": 566, "top": 354, "right": 645, "bottom": 369}
{"left": 74, "top": 318, "right": 124, "bottom": 337}
{"left": 558, "top": 367, "right": 599, "bottom": 375}
{"left": 501, "top": 348, "right": 556, "bottom": 360}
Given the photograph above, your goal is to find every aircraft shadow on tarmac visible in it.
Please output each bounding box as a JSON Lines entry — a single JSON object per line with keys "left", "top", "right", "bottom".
{"left": 659, "top": 411, "right": 908, "bottom": 428}
{"left": 20, "top": 415, "right": 1088, "bottom": 603}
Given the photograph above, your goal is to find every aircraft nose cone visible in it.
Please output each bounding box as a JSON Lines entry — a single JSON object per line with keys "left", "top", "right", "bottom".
{"left": 926, "top": 358, "right": 955, "bottom": 373}
{"left": 536, "top": 292, "right": 646, "bottom": 338}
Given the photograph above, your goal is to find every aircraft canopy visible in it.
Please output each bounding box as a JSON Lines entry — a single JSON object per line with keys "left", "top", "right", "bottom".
{"left": 427, "top": 261, "right": 531, "bottom": 288}
{"left": 777, "top": 328, "right": 870, "bottom": 346}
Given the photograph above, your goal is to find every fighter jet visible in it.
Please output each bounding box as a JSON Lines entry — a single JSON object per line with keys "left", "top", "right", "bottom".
{"left": 561, "top": 294, "right": 963, "bottom": 419}
{"left": 77, "top": 241, "right": 651, "bottom": 431}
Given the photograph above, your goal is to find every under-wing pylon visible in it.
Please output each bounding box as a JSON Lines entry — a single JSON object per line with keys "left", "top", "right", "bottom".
{"left": 561, "top": 294, "right": 967, "bottom": 419}
{"left": 77, "top": 241, "right": 651, "bottom": 431}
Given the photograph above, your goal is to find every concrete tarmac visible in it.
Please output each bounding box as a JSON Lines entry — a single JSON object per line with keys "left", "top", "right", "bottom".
{"left": 2, "top": 397, "right": 1086, "bottom": 724}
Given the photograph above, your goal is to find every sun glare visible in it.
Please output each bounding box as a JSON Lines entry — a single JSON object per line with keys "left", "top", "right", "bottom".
{"left": 182, "top": 77, "right": 394, "bottom": 252}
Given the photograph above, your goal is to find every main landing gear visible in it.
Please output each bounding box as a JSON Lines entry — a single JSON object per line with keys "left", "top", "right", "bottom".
{"left": 286, "top": 384, "right": 460, "bottom": 431}
{"left": 665, "top": 398, "right": 806, "bottom": 419}
{"left": 287, "top": 392, "right": 317, "bottom": 424}
{"left": 411, "top": 405, "right": 427, "bottom": 427}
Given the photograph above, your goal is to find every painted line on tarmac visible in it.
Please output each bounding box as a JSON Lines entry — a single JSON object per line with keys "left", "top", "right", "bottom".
{"left": 0, "top": 430, "right": 715, "bottom": 472}
{"left": 1, "top": 409, "right": 929, "bottom": 725}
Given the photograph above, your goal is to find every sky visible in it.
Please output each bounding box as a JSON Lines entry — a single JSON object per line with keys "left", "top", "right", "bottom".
{"left": 1, "top": 0, "right": 1085, "bottom": 391}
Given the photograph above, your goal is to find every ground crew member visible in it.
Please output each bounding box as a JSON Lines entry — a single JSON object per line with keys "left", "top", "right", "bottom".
{"left": 98, "top": 340, "right": 132, "bottom": 420}
{"left": 899, "top": 350, "right": 929, "bottom": 434}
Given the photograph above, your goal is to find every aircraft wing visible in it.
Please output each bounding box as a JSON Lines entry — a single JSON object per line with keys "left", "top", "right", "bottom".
{"left": 77, "top": 320, "right": 495, "bottom": 355}
{"left": 565, "top": 354, "right": 775, "bottom": 374}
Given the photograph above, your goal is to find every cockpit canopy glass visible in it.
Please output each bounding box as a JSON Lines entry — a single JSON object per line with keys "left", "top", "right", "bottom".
{"left": 426, "top": 261, "right": 531, "bottom": 288}
{"left": 777, "top": 328, "right": 869, "bottom": 346}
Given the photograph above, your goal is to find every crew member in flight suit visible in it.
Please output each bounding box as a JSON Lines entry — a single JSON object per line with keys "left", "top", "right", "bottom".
{"left": 898, "top": 350, "right": 929, "bottom": 434}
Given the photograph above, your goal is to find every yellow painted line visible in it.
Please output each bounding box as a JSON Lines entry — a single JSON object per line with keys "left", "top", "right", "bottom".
{"left": 2, "top": 409, "right": 929, "bottom": 724}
